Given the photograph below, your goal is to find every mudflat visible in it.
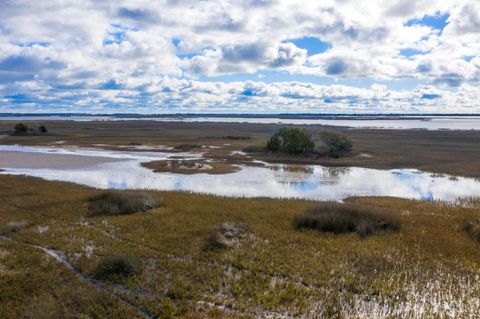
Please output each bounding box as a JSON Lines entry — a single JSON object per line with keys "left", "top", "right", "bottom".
{"left": 0, "top": 150, "right": 125, "bottom": 169}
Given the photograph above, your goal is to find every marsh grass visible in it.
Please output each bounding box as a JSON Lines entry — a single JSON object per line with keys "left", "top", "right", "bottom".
{"left": 295, "top": 202, "right": 400, "bottom": 237}
{"left": 87, "top": 191, "right": 163, "bottom": 217}
{"left": 463, "top": 219, "right": 480, "bottom": 242}
{"left": 1, "top": 174, "right": 480, "bottom": 318}
{"left": 0, "top": 220, "right": 30, "bottom": 236}
{"left": 92, "top": 256, "right": 141, "bottom": 281}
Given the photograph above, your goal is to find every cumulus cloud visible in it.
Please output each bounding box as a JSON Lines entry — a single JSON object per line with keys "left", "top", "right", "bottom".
{"left": 0, "top": 0, "right": 478, "bottom": 112}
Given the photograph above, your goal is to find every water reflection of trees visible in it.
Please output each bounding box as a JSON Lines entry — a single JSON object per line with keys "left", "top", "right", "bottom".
{"left": 267, "top": 164, "right": 314, "bottom": 183}
{"left": 266, "top": 164, "right": 351, "bottom": 183}
{"left": 322, "top": 167, "right": 351, "bottom": 177}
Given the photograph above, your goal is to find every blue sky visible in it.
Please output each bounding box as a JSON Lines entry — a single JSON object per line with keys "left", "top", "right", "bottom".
{"left": 0, "top": 1, "right": 479, "bottom": 113}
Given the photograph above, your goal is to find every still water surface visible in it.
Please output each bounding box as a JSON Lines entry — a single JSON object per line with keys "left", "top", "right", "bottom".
{"left": 1, "top": 145, "right": 479, "bottom": 202}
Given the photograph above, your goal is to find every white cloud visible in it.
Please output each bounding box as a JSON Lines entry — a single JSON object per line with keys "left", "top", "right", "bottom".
{"left": 0, "top": 0, "right": 478, "bottom": 112}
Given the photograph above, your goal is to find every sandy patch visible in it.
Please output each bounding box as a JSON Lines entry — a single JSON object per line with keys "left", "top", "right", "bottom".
{"left": 0, "top": 150, "right": 127, "bottom": 169}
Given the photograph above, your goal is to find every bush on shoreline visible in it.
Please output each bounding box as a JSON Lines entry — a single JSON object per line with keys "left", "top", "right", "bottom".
{"left": 295, "top": 202, "right": 400, "bottom": 237}
{"left": 14, "top": 123, "right": 28, "bottom": 134}
{"left": 12, "top": 123, "right": 49, "bottom": 135}
{"left": 319, "top": 130, "right": 353, "bottom": 156}
{"left": 266, "top": 127, "right": 315, "bottom": 155}
{"left": 265, "top": 127, "right": 353, "bottom": 157}
{"left": 39, "top": 124, "right": 48, "bottom": 133}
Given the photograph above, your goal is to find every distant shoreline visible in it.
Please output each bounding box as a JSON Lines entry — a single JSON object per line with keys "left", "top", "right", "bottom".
{"left": 2, "top": 113, "right": 480, "bottom": 131}
{"left": 1, "top": 113, "right": 480, "bottom": 120}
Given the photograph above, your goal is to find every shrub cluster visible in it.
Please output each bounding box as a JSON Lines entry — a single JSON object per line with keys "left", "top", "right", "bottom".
{"left": 294, "top": 202, "right": 400, "bottom": 237}
{"left": 92, "top": 256, "right": 140, "bottom": 281}
{"left": 88, "top": 191, "right": 163, "bottom": 216}
{"left": 266, "top": 126, "right": 353, "bottom": 156}
{"left": 13, "top": 123, "right": 28, "bottom": 134}
{"left": 266, "top": 127, "right": 315, "bottom": 155}
{"left": 13, "top": 123, "right": 48, "bottom": 135}
{"left": 319, "top": 130, "right": 353, "bottom": 156}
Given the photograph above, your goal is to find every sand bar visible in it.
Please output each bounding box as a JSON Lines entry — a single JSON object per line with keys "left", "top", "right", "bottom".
{"left": 0, "top": 150, "right": 126, "bottom": 169}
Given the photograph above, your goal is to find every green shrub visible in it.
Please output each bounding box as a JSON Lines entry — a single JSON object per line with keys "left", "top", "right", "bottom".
{"left": 92, "top": 256, "right": 140, "bottom": 281}
{"left": 39, "top": 124, "right": 48, "bottom": 133}
{"left": 266, "top": 127, "right": 315, "bottom": 155}
{"left": 463, "top": 219, "right": 480, "bottom": 242}
{"left": 88, "top": 191, "right": 163, "bottom": 216}
{"left": 266, "top": 133, "right": 281, "bottom": 151}
{"left": 295, "top": 202, "right": 399, "bottom": 237}
{"left": 319, "top": 131, "right": 353, "bottom": 156}
{"left": 14, "top": 123, "right": 28, "bottom": 134}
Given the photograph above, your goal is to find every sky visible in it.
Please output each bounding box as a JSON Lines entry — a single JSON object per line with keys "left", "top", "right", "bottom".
{"left": 0, "top": 0, "right": 479, "bottom": 114}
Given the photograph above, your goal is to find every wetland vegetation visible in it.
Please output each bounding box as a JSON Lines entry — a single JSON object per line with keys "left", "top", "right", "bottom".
{"left": 0, "top": 174, "right": 479, "bottom": 318}
{"left": 0, "top": 120, "right": 480, "bottom": 318}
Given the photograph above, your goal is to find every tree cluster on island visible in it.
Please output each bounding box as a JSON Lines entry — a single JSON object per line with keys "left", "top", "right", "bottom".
{"left": 266, "top": 126, "right": 353, "bottom": 157}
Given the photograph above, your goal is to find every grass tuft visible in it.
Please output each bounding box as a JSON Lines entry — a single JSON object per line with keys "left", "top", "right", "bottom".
{"left": 87, "top": 191, "right": 163, "bottom": 216}
{"left": 204, "top": 222, "right": 247, "bottom": 251}
{"left": 0, "top": 221, "right": 30, "bottom": 236}
{"left": 92, "top": 256, "right": 140, "bottom": 281}
{"left": 295, "top": 202, "right": 400, "bottom": 237}
{"left": 463, "top": 219, "right": 480, "bottom": 242}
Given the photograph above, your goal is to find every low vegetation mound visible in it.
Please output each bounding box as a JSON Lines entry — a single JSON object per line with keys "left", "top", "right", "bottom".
{"left": 266, "top": 127, "right": 315, "bottom": 155}
{"left": 12, "top": 123, "right": 48, "bottom": 135}
{"left": 174, "top": 144, "right": 201, "bottom": 151}
{"left": 295, "top": 202, "right": 400, "bottom": 237}
{"left": 463, "top": 219, "right": 480, "bottom": 242}
{"left": 0, "top": 220, "right": 30, "bottom": 236}
{"left": 319, "top": 130, "right": 353, "bottom": 157}
{"left": 143, "top": 159, "right": 240, "bottom": 175}
{"left": 204, "top": 222, "right": 247, "bottom": 250}
{"left": 88, "top": 191, "right": 163, "bottom": 216}
{"left": 92, "top": 256, "right": 140, "bottom": 281}
{"left": 13, "top": 123, "right": 28, "bottom": 134}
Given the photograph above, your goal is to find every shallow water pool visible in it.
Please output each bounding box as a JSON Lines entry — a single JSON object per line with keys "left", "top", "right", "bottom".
{"left": 1, "top": 144, "right": 479, "bottom": 202}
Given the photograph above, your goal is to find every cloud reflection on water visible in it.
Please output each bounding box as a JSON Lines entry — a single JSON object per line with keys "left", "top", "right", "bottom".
{"left": 1, "top": 145, "right": 480, "bottom": 202}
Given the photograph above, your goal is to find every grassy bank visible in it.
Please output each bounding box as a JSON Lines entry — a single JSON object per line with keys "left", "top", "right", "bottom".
{"left": 0, "top": 174, "right": 479, "bottom": 318}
